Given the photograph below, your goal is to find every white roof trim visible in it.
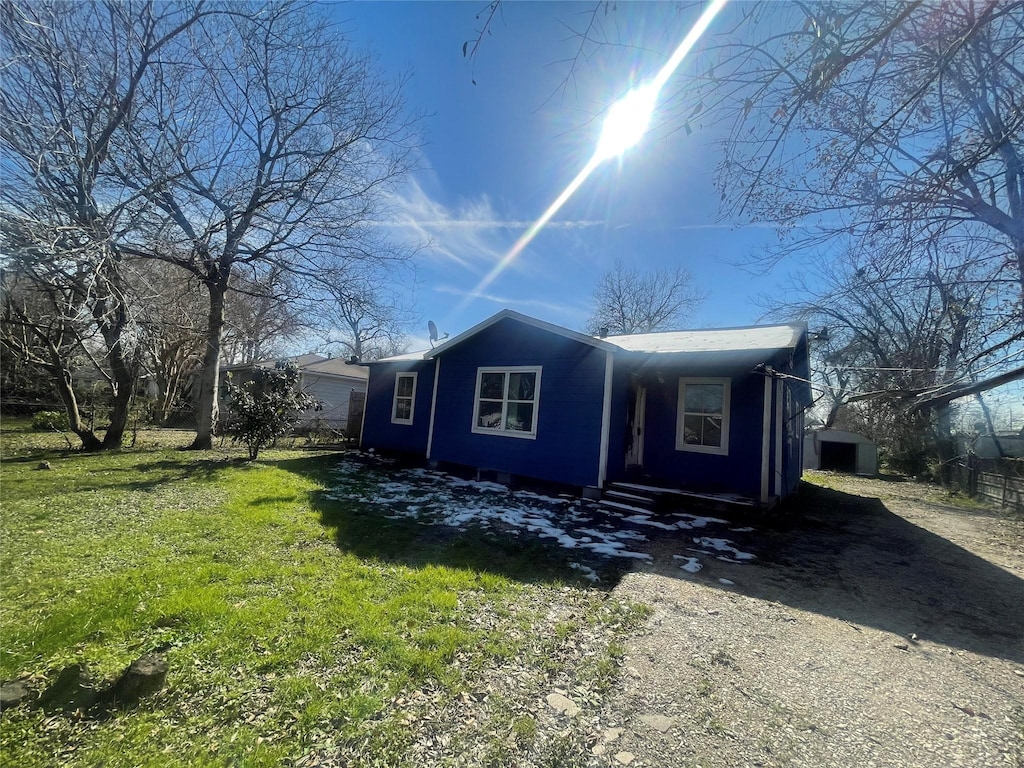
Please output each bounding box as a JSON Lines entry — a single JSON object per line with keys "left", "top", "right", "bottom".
{"left": 367, "top": 350, "right": 431, "bottom": 363}
{"left": 424, "top": 309, "right": 618, "bottom": 358}
{"left": 605, "top": 324, "right": 805, "bottom": 354}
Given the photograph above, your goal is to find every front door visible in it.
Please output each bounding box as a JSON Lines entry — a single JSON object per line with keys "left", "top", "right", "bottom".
{"left": 625, "top": 382, "right": 646, "bottom": 467}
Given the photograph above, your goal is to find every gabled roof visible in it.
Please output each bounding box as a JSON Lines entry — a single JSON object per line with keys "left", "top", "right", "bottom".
{"left": 222, "top": 353, "right": 368, "bottom": 380}
{"left": 424, "top": 309, "right": 618, "bottom": 358}
{"left": 302, "top": 357, "right": 369, "bottom": 380}
{"left": 605, "top": 324, "right": 805, "bottom": 354}
{"left": 223, "top": 353, "right": 327, "bottom": 371}
{"left": 370, "top": 311, "right": 806, "bottom": 364}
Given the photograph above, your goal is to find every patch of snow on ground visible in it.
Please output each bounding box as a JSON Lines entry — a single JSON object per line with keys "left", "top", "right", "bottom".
{"left": 569, "top": 562, "right": 600, "bottom": 582}
{"left": 672, "top": 512, "right": 728, "bottom": 527}
{"left": 623, "top": 514, "right": 679, "bottom": 531}
{"left": 718, "top": 578, "right": 735, "bottom": 585}
{"left": 691, "top": 537, "right": 756, "bottom": 561}
{"left": 515, "top": 490, "right": 572, "bottom": 504}
{"left": 443, "top": 476, "right": 510, "bottom": 493}
{"left": 729, "top": 526, "right": 755, "bottom": 533}
{"left": 327, "top": 461, "right": 654, "bottom": 561}
{"left": 673, "top": 555, "right": 702, "bottom": 573}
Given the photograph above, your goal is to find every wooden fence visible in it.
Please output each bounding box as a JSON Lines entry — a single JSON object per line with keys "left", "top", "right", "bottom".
{"left": 964, "top": 455, "right": 1024, "bottom": 513}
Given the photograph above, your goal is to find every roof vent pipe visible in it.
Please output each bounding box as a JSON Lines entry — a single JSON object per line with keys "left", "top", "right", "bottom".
{"left": 599, "top": 327, "right": 609, "bottom": 339}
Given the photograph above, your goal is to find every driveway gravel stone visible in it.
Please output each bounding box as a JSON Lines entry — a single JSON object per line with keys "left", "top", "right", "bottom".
{"left": 587, "top": 473, "right": 1024, "bottom": 767}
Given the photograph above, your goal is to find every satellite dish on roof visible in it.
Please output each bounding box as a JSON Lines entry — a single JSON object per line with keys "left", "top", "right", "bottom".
{"left": 428, "top": 320, "right": 449, "bottom": 348}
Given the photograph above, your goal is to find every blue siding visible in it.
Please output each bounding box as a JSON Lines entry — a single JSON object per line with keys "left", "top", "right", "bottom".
{"left": 780, "top": 340, "right": 810, "bottom": 497}
{"left": 361, "top": 360, "right": 435, "bottom": 455}
{"left": 360, "top": 315, "right": 808, "bottom": 502}
{"left": 638, "top": 366, "right": 767, "bottom": 498}
{"left": 430, "top": 318, "right": 607, "bottom": 487}
{"left": 607, "top": 347, "right": 804, "bottom": 500}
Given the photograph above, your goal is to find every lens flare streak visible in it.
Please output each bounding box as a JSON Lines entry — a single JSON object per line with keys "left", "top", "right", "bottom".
{"left": 456, "top": 154, "right": 603, "bottom": 314}
{"left": 454, "top": 0, "right": 729, "bottom": 317}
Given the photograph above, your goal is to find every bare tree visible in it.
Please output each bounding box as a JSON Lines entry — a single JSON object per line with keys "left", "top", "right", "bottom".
{"left": 130, "top": 258, "right": 309, "bottom": 425}
{"left": 220, "top": 269, "right": 305, "bottom": 366}
{"left": 317, "top": 266, "right": 414, "bottom": 361}
{"left": 0, "top": 0, "right": 215, "bottom": 449}
{"left": 585, "top": 260, "right": 705, "bottom": 336}
{"left": 0, "top": 262, "right": 107, "bottom": 449}
{"left": 118, "top": 3, "right": 418, "bottom": 448}
{"left": 769, "top": 234, "right": 1021, "bottom": 478}
{"left": 129, "top": 258, "right": 206, "bottom": 425}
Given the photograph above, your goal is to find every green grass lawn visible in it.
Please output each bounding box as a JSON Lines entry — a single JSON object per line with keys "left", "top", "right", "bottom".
{"left": 1, "top": 428, "right": 643, "bottom": 767}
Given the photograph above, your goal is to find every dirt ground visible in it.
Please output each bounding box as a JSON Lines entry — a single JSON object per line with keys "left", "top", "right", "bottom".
{"left": 587, "top": 473, "right": 1024, "bottom": 768}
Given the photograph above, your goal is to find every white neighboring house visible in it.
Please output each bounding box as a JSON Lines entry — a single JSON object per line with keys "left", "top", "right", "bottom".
{"left": 221, "top": 354, "right": 368, "bottom": 436}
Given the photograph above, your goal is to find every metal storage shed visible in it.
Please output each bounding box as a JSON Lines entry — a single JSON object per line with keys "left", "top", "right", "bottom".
{"left": 804, "top": 429, "right": 878, "bottom": 476}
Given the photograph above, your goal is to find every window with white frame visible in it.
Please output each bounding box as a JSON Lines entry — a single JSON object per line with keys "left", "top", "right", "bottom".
{"left": 472, "top": 366, "right": 541, "bottom": 438}
{"left": 391, "top": 372, "right": 417, "bottom": 424}
{"left": 676, "top": 378, "right": 730, "bottom": 455}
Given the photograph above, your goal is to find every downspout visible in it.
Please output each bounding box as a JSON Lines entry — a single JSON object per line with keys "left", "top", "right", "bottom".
{"left": 598, "top": 350, "right": 614, "bottom": 488}
{"left": 426, "top": 358, "right": 441, "bottom": 460}
{"left": 760, "top": 376, "right": 772, "bottom": 504}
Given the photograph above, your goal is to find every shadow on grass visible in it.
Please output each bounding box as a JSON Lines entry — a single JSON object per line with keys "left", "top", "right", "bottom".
{"left": 273, "top": 453, "right": 629, "bottom": 589}
{"left": 695, "top": 482, "right": 1024, "bottom": 663}
{"left": 0, "top": 450, "right": 251, "bottom": 499}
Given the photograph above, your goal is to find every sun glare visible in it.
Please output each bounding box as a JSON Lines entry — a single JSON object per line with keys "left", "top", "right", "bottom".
{"left": 596, "top": 84, "right": 659, "bottom": 160}
{"left": 453, "top": 0, "right": 729, "bottom": 318}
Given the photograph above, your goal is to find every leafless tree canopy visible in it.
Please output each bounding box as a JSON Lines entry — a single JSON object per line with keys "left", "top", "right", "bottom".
{"left": 585, "top": 261, "right": 705, "bottom": 336}
{"left": 0, "top": 1, "right": 217, "bottom": 449}
{"left": 317, "top": 264, "right": 414, "bottom": 361}
{"left": 765, "top": 235, "right": 1021, "bottom": 475}
{"left": 1, "top": 1, "right": 419, "bottom": 449}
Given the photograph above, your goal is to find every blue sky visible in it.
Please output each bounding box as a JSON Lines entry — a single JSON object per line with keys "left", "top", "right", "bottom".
{"left": 339, "top": 1, "right": 786, "bottom": 347}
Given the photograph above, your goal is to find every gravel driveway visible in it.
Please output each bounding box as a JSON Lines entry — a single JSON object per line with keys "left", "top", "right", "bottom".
{"left": 587, "top": 473, "right": 1024, "bottom": 768}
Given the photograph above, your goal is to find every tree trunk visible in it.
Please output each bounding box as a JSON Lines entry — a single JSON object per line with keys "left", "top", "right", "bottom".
{"left": 190, "top": 275, "right": 228, "bottom": 450}
{"left": 1016, "top": 239, "right": 1024, "bottom": 310}
{"left": 51, "top": 360, "right": 102, "bottom": 452}
{"left": 933, "top": 404, "right": 957, "bottom": 487}
{"left": 101, "top": 329, "right": 136, "bottom": 450}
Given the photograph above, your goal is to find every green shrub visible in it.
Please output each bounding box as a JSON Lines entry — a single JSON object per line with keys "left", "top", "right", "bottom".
{"left": 31, "top": 410, "right": 69, "bottom": 432}
{"left": 223, "top": 363, "right": 321, "bottom": 460}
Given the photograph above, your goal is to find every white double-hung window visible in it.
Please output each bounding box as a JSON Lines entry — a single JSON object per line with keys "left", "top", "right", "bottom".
{"left": 472, "top": 366, "right": 541, "bottom": 439}
{"left": 391, "top": 372, "right": 417, "bottom": 424}
{"left": 676, "top": 378, "right": 730, "bottom": 455}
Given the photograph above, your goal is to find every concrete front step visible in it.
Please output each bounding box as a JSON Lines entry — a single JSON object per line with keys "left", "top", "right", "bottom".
{"left": 607, "top": 481, "right": 763, "bottom": 511}
{"left": 604, "top": 488, "right": 657, "bottom": 507}
{"left": 597, "top": 499, "right": 659, "bottom": 516}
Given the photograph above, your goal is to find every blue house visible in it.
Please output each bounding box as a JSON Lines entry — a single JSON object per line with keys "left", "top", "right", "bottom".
{"left": 360, "top": 310, "right": 810, "bottom": 507}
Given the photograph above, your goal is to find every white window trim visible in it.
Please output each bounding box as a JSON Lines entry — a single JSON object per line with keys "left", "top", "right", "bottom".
{"left": 391, "top": 371, "right": 417, "bottom": 425}
{"left": 471, "top": 365, "right": 542, "bottom": 440}
{"left": 675, "top": 377, "right": 731, "bottom": 455}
